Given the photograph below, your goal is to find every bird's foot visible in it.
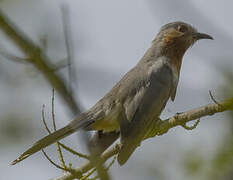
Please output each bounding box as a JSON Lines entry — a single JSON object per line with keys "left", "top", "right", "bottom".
{"left": 181, "top": 118, "right": 200, "bottom": 130}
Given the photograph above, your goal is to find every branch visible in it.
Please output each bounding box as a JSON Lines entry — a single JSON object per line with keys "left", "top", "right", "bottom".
{"left": 0, "top": 9, "right": 81, "bottom": 115}
{"left": 61, "top": 5, "right": 76, "bottom": 95}
{"left": 0, "top": 48, "right": 29, "bottom": 64}
{"left": 53, "top": 144, "right": 121, "bottom": 180}
{"left": 52, "top": 97, "right": 233, "bottom": 180}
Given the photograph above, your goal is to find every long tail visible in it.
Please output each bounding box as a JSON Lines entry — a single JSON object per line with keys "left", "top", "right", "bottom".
{"left": 11, "top": 115, "right": 90, "bottom": 165}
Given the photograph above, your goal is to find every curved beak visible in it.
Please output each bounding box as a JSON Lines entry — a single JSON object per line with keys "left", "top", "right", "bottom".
{"left": 193, "top": 32, "right": 214, "bottom": 40}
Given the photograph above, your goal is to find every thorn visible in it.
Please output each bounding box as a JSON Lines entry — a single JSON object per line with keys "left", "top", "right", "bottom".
{"left": 209, "top": 90, "right": 224, "bottom": 108}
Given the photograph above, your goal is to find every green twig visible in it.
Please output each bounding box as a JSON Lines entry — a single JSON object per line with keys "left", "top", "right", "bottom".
{"left": 58, "top": 142, "right": 89, "bottom": 160}
{"left": 51, "top": 89, "right": 67, "bottom": 170}
{"left": 42, "top": 104, "right": 51, "bottom": 134}
{"left": 80, "top": 168, "right": 97, "bottom": 180}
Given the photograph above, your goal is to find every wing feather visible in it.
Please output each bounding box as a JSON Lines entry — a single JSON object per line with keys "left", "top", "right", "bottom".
{"left": 118, "top": 62, "right": 174, "bottom": 165}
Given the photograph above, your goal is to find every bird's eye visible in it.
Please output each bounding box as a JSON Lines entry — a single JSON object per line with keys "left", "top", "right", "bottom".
{"left": 177, "top": 25, "right": 188, "bottom": 33}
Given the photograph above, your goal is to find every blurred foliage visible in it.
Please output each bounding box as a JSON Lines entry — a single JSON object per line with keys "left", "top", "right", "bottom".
{"left": 183, "top": 150, "right": 205, "bottom": 177}
{"left": 183, "top": 66, "right": 233, "bottom": 180}
{"left": 0, "top": 113, "right": 34, "bottom": 145}
{"left": 208, "top": 139, "right": 233, "bottom": 180}
{"left": 207, "top": 66, "right": 233, "bottom": 180}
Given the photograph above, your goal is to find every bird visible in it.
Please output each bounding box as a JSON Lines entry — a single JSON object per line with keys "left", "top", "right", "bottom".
{"left": 11, "top": 21, "right": 213, "bottom": 166}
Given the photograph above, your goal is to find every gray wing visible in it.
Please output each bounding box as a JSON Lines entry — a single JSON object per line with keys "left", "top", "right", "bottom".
{"left": 117, "top": 62, "right": 174, "bottom": 165}
{"left": 170, "top": 66, "right": 179, "bottom": 101}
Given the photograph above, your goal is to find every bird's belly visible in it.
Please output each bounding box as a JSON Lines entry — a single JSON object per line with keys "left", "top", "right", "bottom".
{"left": 91, "top": 106, "right": 121, "bottom": 132}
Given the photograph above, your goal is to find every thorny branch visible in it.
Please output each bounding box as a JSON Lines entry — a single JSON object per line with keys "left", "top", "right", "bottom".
{"left": 53, "top": 97, "right": 233, "bottom": 180}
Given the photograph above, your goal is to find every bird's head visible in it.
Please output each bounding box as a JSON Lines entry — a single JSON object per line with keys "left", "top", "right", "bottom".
{"left": 153, "top": 21, "right": 213, "bottom": 59}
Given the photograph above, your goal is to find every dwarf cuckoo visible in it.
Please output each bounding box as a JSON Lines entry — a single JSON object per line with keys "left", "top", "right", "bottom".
{"left": 12, "top": 22, "right": 213, "bottom": 166}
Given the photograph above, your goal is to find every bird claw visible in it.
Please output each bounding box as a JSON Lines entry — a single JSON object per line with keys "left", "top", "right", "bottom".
{"left": 181, "top": 118, "right": 200, "bottom": 130}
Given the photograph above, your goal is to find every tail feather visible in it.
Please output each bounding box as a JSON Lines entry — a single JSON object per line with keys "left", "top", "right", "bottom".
{"left": 11, "top": 125, "right": 74, "bottom": 165}
{"left": 11, "top": 114, "right": 90, "bottom": 165}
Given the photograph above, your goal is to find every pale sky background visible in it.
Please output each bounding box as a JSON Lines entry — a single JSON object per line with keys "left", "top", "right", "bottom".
{"left": 0, "top": 0, "right": 232, "bottom": 180}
